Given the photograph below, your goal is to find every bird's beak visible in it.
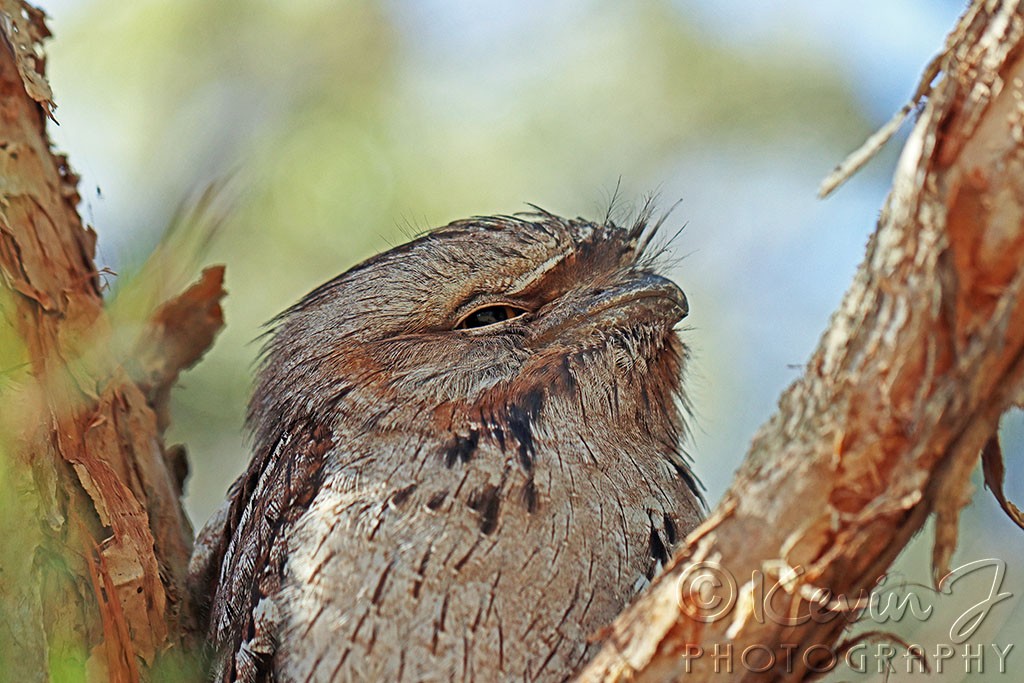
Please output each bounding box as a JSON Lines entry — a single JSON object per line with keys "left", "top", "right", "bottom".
{"left": 530, "top": 273, "right": 688, "bottom": 346}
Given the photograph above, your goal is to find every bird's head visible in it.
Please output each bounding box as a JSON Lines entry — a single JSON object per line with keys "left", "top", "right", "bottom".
{"left": 249, "top": 207, "right": 691, "bottom": 455}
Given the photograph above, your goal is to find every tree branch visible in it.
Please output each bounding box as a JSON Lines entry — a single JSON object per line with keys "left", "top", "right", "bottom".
{"left": 0, "top": 1, "right": 224, "bottom": 679}
{"left": 578, "top": 2, "right": 1024, "bottom": 680}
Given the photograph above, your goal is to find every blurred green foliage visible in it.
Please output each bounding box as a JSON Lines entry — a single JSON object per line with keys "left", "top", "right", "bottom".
{"left": 0, "top": 290, "right": 92, "bottom": 682}
{"left": 0, "top": 290, "right": 35, "bottom": 678}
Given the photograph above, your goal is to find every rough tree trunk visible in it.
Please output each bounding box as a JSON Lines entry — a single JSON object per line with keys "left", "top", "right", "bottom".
{"left": 0, "top": 1, "right": 1021, "bottom": 683}
{"left": 0, "top": 2, "right": 223, "bottom": 680}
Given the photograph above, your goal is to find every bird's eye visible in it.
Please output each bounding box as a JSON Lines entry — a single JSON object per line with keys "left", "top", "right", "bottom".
{"left": 456, "top": 305, "right": 529, "bottom": 330}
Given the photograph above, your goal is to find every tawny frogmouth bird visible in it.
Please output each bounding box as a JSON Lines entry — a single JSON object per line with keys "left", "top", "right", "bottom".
{"left": 190, "top": 209, "right": 704, "bottom": 682}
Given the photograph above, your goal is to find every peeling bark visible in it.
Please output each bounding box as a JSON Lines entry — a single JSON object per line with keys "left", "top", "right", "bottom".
{"left": 577, "top": 2, "right": 1024, "bottom": 681}
{"left": 0, "top": 2, "right": 224, "bottom": 680}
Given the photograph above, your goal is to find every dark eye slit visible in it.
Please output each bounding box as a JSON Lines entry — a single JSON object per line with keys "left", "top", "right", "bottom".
{"left": 456, "top": 305, "right": 528, "bottom": 330}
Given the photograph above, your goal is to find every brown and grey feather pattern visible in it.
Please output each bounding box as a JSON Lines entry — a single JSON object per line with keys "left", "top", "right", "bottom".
{"left": 189, "top": 209, "right": 704, "bottom": 682}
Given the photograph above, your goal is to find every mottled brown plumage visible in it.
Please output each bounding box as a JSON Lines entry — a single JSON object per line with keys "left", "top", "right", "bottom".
{"left": 189, "top": 208, "right": 704, "bottom": 682}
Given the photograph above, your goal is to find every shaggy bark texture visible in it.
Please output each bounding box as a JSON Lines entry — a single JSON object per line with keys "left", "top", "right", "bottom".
{"left": 0, "top": 2, "right": 224, "bottom": 680}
